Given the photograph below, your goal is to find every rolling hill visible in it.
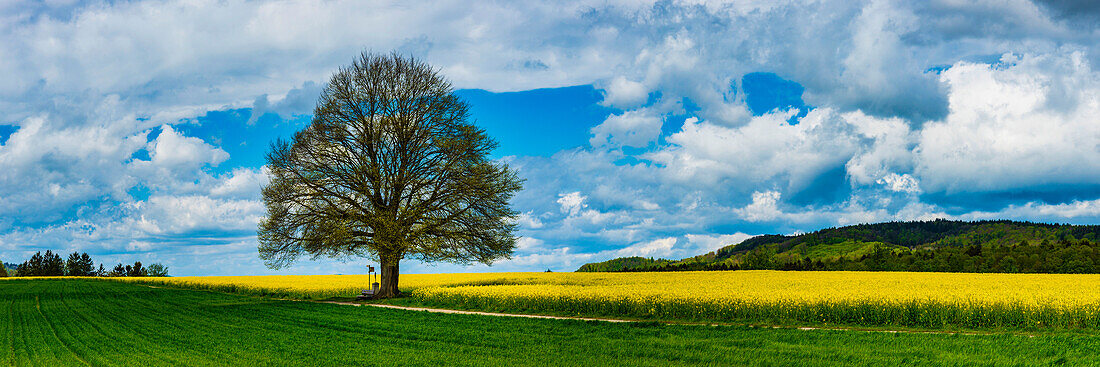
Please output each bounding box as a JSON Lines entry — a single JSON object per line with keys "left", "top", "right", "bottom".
{"left": 577, "top": 219, "right": 1100, "bottom": 273}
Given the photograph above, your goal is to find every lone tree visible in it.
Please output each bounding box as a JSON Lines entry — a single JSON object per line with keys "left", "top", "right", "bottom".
{"left": 258, "top": 52, "right": 523, "bottom": 298}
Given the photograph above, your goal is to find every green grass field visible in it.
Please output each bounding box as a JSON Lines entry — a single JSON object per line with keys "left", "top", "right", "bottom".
{"left": 4, "top": 279, "right": 1100, "bottom": 366}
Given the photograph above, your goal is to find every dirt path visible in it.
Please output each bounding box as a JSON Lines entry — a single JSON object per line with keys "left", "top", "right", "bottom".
{"left": 126, "top": 284, "right": 1030, "bottom": 337}
{"left": 128, "top": 285, "right": 1038, "bottom": 336}
{"left": 320, "top": 301, "right": 1031, "bottom": 337}
{"left": 325, "top": 302, "right": 633, "bottom": 323}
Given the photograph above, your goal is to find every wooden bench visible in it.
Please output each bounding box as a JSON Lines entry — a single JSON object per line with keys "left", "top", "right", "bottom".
{"left": 356, "top": 283, "right": 380, "bottom": 300}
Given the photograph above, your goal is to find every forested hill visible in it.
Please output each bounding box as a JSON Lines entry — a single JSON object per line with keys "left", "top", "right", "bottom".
{"left": 576, "top": 219, "right": 1100, "bottom": 273}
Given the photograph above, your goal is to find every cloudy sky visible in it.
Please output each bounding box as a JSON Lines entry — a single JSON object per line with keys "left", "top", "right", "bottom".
{"left": 3, "top": 0, "right": 1100, "bottom": 276}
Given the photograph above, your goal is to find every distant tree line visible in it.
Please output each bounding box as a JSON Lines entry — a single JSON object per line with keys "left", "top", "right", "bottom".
{"left": 579, "top": 220, "right": 1100, "bottom": 274}
{"left": 723, "top": 219, "right": 1100, "bottom": 256}
{"left": 2, "top": 250, "right": 168, "bottom": 277}
{"left": 607, "top": 237, "right": 1100, "bottom": 274}
{"left": 576, "top": 257, "right": 672, "bottom": 272}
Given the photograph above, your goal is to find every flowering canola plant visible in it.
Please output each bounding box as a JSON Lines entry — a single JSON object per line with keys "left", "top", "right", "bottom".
{"left": 116, "top": 272, "right": 556, "bottom": 299}
{"left": 119, "top": 271, "right": 1100, "bottom": 329}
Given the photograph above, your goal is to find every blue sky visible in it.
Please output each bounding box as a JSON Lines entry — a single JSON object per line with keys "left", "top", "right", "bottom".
{"left": 4, "top": 0, "right": 1100, "bottom": 275}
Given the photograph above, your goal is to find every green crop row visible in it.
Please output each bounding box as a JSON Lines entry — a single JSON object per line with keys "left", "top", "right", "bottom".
{"left": 7, "top": 278, "right": 1100, "bottom": 366}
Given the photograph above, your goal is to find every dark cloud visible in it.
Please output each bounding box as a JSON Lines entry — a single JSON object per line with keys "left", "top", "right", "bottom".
{"left": 908, "top": 2, "right": 1061, "bottom": 42}
{"left": 1036, "top": 0, "right": 1100, "bottom": 23}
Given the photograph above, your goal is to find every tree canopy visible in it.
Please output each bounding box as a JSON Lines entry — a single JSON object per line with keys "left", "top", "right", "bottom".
{"left": 16, "top": 250, "right": 64, "bottom": 276}
{"left": 258, "top": 52, "right": 523, "bottom": 298}
{"left": 146, "top": 263, "right": 170, "bottom": 277}
{"left": 65, "top": 252, "right": 95, "bottom": 276}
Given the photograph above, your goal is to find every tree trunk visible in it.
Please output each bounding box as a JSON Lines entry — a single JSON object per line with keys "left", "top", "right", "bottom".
{"left": 375, "top": 260, "right": 400, "bottom": 299}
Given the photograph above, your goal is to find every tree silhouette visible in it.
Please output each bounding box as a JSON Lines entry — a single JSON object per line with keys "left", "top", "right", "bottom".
{"left": 258, "top": 52, "right": 523, "bottom": 298}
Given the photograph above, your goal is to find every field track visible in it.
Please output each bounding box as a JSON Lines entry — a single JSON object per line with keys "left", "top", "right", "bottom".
{"left": 5, "top": 278, "right": 1100, "bottom": 366}
{"left": 336, "top": 302, "right": 1028, "bottom": 336}
{"left": 354, "top": 303, "right": 634, "bottom": 322}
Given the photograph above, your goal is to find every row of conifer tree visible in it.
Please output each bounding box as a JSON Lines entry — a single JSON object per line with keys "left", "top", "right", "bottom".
{"left": 1, "top": 250, "right": 168, "bottom": 277}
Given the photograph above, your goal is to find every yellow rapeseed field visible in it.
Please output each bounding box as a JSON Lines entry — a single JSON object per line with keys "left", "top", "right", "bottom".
{"left": 116, "top": 272, "right": 558, "bottom": 299}
{"left": 119, "top": 271, "right": 1100, "bottom": 329}
{"left": 416, "top": 271, "right": 1100, "bottom": 307}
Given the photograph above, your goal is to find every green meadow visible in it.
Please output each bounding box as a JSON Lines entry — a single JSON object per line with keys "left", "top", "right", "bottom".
{"left": 4, "top": 278, "right": 1100, "bottom": 366}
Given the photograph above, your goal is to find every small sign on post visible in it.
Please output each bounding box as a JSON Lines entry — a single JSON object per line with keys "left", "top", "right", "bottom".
{"left": 357, "top": 265, "right": 379, "bottom": 300}
{"left": 370, "top": 265, "right": 379, "bottom": 296}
